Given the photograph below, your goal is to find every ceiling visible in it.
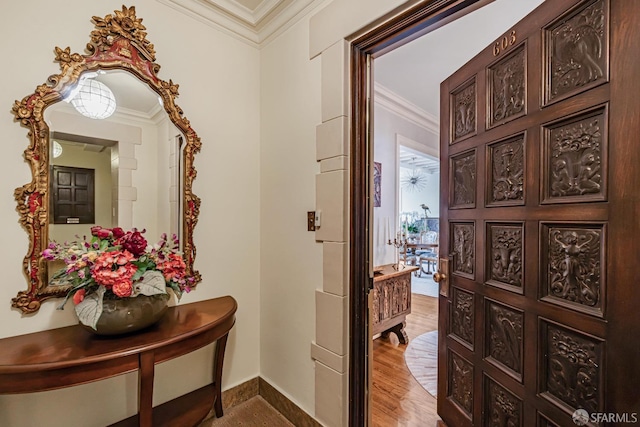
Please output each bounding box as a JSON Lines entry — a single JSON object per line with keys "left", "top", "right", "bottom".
{"left": 399, "top": 145, "right": 439, "bottom": 174}
{"left": 160, "top": 0, "right": 322, "bottom": 46}
{"left": 96, "top": 70, "right": 162, "bottom": 118}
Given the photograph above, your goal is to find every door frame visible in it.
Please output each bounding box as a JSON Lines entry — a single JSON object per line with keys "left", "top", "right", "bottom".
{"left": 349, "top": 0, "right": 494, "bottom": 425}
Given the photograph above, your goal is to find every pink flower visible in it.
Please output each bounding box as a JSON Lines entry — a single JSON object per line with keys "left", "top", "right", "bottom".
{"left": 73, "top": 289, "right": 86, "bottom": 305}
{"left": 42, "top": 248, "right": 55, "bottom": 260}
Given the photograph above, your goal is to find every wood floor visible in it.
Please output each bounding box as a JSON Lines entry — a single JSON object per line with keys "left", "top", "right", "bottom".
{"left": 372, "top": 293, "right": 440, "bottom": 427}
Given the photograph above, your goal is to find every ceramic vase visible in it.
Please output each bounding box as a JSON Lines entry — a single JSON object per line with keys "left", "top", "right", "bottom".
{"left": 82, "top": 294, "right": 170, "bottom": 336}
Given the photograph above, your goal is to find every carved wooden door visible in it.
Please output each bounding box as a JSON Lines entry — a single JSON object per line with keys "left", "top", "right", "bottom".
{"left": 436, "top": 0, "right": 640, "bottom": 425}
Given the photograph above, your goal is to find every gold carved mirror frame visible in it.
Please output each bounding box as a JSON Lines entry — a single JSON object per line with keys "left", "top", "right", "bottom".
{"left": 12, "top": 6, "right": 202, "bottom": 313}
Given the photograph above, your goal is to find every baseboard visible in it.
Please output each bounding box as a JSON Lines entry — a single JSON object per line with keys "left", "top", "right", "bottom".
{"left": 202, "top": 376, "right": 321, "bottom": 426}
{"left": 258, "top": 377, "right": 322, "bottom": 427}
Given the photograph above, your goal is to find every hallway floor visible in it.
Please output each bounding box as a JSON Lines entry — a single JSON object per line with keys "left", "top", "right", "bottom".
{"left": 201, "top": 293, "right": 439, "bottom": 427}
{"left": 372, "top": 293, "right": 440, "bottom": 426}
{"left": 201, "top": 396, "right": 294, "bottom": 427}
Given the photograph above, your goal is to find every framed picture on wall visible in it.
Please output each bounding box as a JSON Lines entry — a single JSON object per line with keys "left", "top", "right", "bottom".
{"left": 373, "top": 162, "right": 381, "bottom": 207}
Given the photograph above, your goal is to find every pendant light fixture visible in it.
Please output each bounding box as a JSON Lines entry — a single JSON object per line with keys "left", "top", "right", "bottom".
{"left": 69, "top": 77, "right": 116, "bottom": 120}
{"left": 401, "top": 157, "right": 428, "bottom": 192}
{"left": 64, "top": 70, "right": 116, "bottom": 119}
{"left": 52, "top": 140, "right": 63, "bottom": 158}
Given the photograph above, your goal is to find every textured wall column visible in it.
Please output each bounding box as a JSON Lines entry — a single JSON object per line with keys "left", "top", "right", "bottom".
{"left": 312, "top": 38, "right": 350, "bottom": 427}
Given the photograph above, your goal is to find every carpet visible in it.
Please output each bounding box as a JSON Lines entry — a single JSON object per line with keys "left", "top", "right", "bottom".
{"left": 412, "top": 274, "right": 439, "bottom": 298}
{"left": 404, "top": 330, "right": 438, "bottom": 397}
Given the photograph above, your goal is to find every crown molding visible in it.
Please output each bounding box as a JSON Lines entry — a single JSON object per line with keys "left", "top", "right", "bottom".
{"left": 210, "top": 0, "right": 279, "bottom": 25}
{"left": 158, "top": 0, "right": 322, "bottom": 48}
{"left": 374, "top": 82, "right": 439, "bottom": 136}
{"left": 158, "top": 0, "right": 260, "bottom": 46}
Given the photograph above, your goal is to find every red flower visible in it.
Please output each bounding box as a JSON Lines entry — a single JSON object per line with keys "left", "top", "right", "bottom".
{"left": 119, "top": 230, "right": 148, "bottom": 256}
{"left": 111, "top": 227, "right": 125, "bottom": 239}
{"left": 91, "top": 226, "right": 112, "bottom": 239}
{"left": 92, "top": 250, "right": 137, "bottom": 287}
{"left": 156, "top": 253, "right": 186, "bottom": 281}
{"left": 112, "top": 280, "right": 133, "bottom": 297}
{"left": 73, "top": 289, "right": 86, "bottom": 305}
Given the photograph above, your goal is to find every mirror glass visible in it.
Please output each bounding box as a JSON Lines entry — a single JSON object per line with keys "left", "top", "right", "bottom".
{"left": 45, "top": 70, "right": 183, "bottom": 245}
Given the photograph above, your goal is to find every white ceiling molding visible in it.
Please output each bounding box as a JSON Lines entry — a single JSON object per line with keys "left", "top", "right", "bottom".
{"left": 209, "top": 0, "right": 281, "bottom": 25}
{"left": 158, "top": 0, "right": 322, "bottom": 48}
{"left": 374, "top": 82, "right": 439, "bottom": 137}
{"left": 52, "top": 99, "right": 163, "bottom": 125}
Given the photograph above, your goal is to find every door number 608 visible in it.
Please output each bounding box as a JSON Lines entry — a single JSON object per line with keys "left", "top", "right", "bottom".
{"left": 493, "top": 30, "right": 517, "bottom": 56}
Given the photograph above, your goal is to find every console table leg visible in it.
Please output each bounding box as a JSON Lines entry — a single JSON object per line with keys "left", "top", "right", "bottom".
{"left": 213, "top": 333, "right": 229, "bottom": 418}
{"left": 139, "top": 351, "right": 155, "bottom": 427}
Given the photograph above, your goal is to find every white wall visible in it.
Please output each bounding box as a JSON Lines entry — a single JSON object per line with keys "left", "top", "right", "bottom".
{"left": 400, "top": 167, "right": 440, "bottom": 220}
{"left": 373, "top": 106, "right": 438, "bottom": 265}
{"left": 260, "top": 12, "right": 323, "bottom": 415}
{"left": 0, "top": 1, "right": 260, "bottom": 426}
{"left": 372, "top": 123, "right": 396, "bottom": 267}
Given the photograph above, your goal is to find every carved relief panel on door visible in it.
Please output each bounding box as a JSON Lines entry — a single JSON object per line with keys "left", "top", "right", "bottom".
{"left": 450, "top": 77, "right": 477, "bottom": 143}
{"left": 485, "top": 299, "right": 523, "bottom": 380}
{"left": 448, "top": 350, "right": 473, "bottom": 418}
{"left": 541, "top": 223, "right": 604, "bottom": 316}
{"left": 541, "top": 320, "right": 603, "bottom": 415}
{"left": 488, "top": 44, "right": 526, "bottom": 128}
{"left": 452, "top": 222, "right": 475, "bottom": 278}
{"left": 543, "top": 0, "right": 609, "bottom": 105}
{"left": 487, "top": 134, "right": 525, "bottom": 206}
{"left": 451, "top": 150, "right": 476, "bottom": 209}
{"left": 450, "top": 287, "right": 474, "bottom": 349}
{"left": 543, "top": 107, "right": 607, "bottom": 203}
{"left": 487, "top": 223, "right": 523, "bottom": 293}
{"left": 484, "top": 376, "right": 522, "bottom": 427}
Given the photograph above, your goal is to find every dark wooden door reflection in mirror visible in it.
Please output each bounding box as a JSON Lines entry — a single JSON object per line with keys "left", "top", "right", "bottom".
{"left": 51, "top": 165, "right": 96, "bottom": 225}
{"left": 11, "top": 5, "right": 202, "bottom": 313}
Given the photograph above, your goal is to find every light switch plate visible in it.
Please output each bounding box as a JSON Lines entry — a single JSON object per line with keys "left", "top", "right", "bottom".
{"left": 307, "top": 211, "right": 316, "bottom": 231}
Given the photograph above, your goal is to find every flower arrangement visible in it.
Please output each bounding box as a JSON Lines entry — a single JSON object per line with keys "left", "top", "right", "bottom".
{"left": 43, "top": 226, "right": 193, "bottom": 330}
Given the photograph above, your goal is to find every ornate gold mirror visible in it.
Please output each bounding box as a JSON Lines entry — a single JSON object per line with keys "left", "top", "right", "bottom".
{"left": 12, "top": 6, "right": 201, "bottom": 313}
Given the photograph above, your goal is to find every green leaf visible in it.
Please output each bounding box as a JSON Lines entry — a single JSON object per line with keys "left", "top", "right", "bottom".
{"left": 56, "top": 278, "right": 95, "bottom": 310}
{"left": 75, "top": 286, "right": 105, "bottom": 330}
{"left": 169, "top": 282, "right": 183, "bottom": 300}
{"left": 51, "top": 267, "right": 69, "bottom": 279}
{"left": 132, "top": 271, "right": 167, "bottom": 297}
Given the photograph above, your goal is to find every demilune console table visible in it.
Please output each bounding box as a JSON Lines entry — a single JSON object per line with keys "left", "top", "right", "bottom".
{"left": 0, "top": 296, "right": 237, "bottom": 427}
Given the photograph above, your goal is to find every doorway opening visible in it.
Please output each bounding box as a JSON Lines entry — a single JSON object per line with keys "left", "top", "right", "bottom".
{"left": 352, "top": 0, "right": 545, "bottom": 425}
